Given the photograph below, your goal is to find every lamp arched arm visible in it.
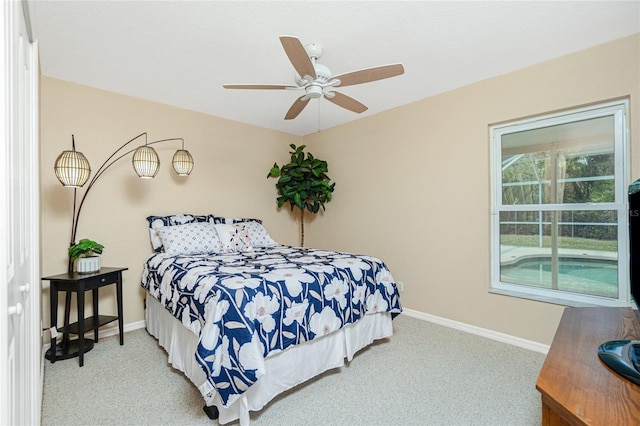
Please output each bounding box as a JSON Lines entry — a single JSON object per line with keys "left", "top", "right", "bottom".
{"left": 69, "top": 135, "right": 186, "bottom": 247}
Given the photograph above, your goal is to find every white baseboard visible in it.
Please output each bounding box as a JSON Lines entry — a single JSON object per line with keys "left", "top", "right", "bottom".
{"left": 401, "top": 308, "right": 550, "bottom": 354}
{"left": 41, "top": 313, "right": 549, "bottom": 359}
{"left": 100, "top": 319, "right": 147, "bottom": 337}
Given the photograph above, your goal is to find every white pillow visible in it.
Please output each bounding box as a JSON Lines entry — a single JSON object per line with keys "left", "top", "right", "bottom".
{"left": 214, "top": 223, "right": 253, "bottom": 253}
{"left": 243, "top": 221, "right": 278, "bottom": 247}
{"left": 158, "top": 222, "right": 221, "bottom": 255}
{"left": 147, "top": 214, "right": 211, "bottom": 252}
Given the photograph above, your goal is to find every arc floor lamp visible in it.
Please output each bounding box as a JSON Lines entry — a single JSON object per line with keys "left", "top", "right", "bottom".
{"left": 51, "top": 132, "right": 193, "bottom": 361}
{"left": 54, "top": 132, "right": 194, "bottom": 272}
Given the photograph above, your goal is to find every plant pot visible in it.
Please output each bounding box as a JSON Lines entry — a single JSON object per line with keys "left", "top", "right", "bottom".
{"left": 77, "top": 256, "right": 101, "bottom": 274}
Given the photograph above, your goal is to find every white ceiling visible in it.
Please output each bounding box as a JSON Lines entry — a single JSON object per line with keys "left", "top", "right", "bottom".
{"left": 29, "top": 1, "right": 640, "bottom": 137}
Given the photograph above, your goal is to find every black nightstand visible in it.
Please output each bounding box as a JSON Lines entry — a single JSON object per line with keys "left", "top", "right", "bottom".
{"left": 43, "top": 267, "right": 128, "bottom": 366}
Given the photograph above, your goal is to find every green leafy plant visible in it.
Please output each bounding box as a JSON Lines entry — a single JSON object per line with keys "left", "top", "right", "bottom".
{"left": 68, "top": 238, "right": 104, "bottom": 263}
{"left": 267, "top": 144, "right": 335, "bottom": 246}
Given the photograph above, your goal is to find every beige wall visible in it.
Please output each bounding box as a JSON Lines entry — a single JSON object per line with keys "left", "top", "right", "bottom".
{"left": 40, "top": 34, "right": 639, "bottom": 346}
{"left": 304, "top": 34, "right": 640, "bottom": 344}
{"left": 40, "top": 78, "right": 302, "bottom": 331}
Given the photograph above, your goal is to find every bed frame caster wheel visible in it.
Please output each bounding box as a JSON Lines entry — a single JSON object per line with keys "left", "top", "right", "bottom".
{"left": 203, "top": 404, "right": 219, "bottom": 420}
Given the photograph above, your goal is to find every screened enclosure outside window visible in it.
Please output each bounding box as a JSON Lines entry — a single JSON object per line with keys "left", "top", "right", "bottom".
{"left": 491, "top": 100, "right": 630, "bottom": 306}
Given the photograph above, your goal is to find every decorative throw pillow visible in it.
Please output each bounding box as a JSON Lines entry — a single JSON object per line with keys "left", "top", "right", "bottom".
{"left": 242, "top": 221, "right": 278, "bottom": 247}
{"left": 211, "top": 216, "right": 262, "bottom": 225}
{"left": 147, "top": 214, "right": 212, "bottom": 252}
{"left": 214, "top": 223, "right": 253, "bottom": 253}
{"left": 157, "top": 222, "right": 221, "bottom": 255}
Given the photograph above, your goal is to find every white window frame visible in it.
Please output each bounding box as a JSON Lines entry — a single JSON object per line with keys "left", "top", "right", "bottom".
{"left": 490, "top": 99, "right": 630, "bottom": 307}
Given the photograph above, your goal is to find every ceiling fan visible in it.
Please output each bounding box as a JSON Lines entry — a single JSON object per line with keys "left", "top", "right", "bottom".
{"left": 223, "top": 36, "right": 405, "bottom": 120}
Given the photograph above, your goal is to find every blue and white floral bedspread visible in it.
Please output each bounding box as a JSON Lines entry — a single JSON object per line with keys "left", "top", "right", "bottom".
{"left": 141, "top": 245, "right": 402, "bottom": 407}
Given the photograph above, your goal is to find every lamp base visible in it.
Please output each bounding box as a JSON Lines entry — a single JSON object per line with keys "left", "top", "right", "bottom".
{"left": 45, "top": 339, "right": 94, "bottom": 361}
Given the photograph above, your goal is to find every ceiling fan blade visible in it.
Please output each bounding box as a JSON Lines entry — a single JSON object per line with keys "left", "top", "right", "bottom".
{"left": 285, "top": 96, "right": 310, "bottom": 120}
{"left": 332, "top": 64, "right": 405, "bottom": 87}
{"left": 279, "top": 36, "right": 317, "bottom": 81}
{"left": 325, "top": 91, "right": 368, "bottom": 114}
{"left": 223, "top": 84, "right": 297, "bottom": 90}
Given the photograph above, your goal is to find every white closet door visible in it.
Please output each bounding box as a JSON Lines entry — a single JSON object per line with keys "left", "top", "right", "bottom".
{"left": 1, "top": 0, "right": 41, "bottom": 424}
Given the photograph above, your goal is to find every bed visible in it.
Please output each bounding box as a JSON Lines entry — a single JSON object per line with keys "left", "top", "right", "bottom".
{"left": 141, "top": 214, "right": 402, "bottom": 425}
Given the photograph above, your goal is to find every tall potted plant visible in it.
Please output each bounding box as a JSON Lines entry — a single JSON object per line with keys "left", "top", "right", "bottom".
{"left": 267, "top": 144, "right": 335, "bottom": 246}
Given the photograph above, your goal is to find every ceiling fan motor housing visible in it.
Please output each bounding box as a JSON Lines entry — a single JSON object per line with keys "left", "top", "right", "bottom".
{"left": 313, "top": 63, "right": 331, "bottom": 82}
{"left": 296, "top": 62, "right": 332, "bottom": 87}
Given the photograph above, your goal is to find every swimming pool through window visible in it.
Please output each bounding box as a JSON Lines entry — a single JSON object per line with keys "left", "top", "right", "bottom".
{"left": 490, "top": 100, "right": 630, "bottom": 306}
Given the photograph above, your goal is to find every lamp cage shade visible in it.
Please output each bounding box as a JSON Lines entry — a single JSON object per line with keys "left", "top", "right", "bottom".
{"left": 54, "top": 150, "right": 91, "bottom": 187}
{"left": 172, "top": 149, "right": 194, "bottom": 176}
{"left": 132, "top": 145, "right": 160, "bottom": 178}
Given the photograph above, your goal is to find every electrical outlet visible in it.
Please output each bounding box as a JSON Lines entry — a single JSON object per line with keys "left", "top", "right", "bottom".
{"left": 397, "top": 281, "right": 404, "bottom": 292}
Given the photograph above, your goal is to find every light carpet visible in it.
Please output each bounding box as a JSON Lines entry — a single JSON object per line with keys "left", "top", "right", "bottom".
{"left": 41, "top": 314, "right": 545, "bottom": 425}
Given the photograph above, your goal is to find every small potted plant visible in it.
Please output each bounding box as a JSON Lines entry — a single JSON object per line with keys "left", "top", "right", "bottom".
{"left": 69, "top": 238, "right": 104, "bottom": 273}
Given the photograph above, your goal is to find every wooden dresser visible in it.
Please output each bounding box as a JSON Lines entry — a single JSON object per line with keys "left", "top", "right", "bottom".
{"left": 536, "top": 307, "right": 640, "bottom": 425}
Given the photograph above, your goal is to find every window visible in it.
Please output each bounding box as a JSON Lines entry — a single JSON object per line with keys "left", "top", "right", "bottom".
{"left": 491, "top": 100, "right": 630, "bottom": 306}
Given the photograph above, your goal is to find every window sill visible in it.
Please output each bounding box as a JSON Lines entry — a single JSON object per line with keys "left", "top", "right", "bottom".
{"left": 489, "top": 288, "right": 624, "bottom": 308}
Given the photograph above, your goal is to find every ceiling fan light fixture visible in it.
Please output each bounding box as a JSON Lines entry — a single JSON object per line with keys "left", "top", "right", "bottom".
{"left": 306, "top": 85, "right": 323, "bottom": 99}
